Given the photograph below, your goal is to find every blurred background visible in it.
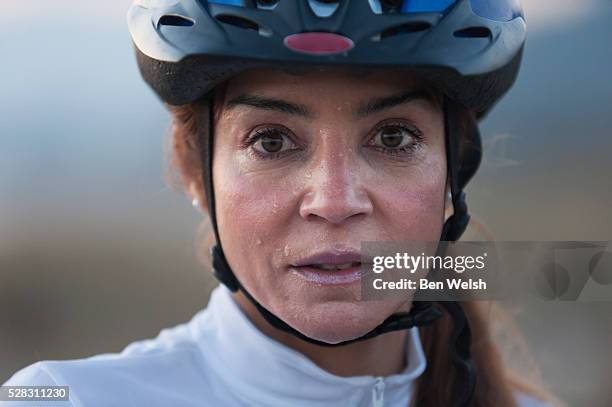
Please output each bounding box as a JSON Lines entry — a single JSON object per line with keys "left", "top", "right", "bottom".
{"left": 1, "top": 0, "right": 611, "bottom": 405}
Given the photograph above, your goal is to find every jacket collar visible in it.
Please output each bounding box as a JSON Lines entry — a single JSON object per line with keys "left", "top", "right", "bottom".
{"left": 194, "top": 286, "right": 427, "bottom": 406}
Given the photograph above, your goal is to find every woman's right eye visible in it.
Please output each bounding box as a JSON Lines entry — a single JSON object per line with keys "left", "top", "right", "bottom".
{"left": 249, "top": 128, "right": 298, "bottom": 158}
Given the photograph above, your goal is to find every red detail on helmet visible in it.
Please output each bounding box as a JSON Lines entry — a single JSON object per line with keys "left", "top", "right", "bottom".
{"left": 284, "top": 32, "right": 354, "bottom": 55}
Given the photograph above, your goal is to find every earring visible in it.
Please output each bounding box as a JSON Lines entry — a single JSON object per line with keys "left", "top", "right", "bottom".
{"left": 447, "top": 191, "right": 453, "bottom": 201}
{"left": 189, "top": 182, "right": 202, "bottom": 213}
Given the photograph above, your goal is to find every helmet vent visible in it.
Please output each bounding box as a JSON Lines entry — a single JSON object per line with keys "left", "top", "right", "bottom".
{"left": 158, "top": 15, "right": 195, "bottom": 27}
{"left": 215, "top": 13, "right": 273, "bottom": 36}
{"left": 373, "top": 21, "right": 431, "bottom": 41}
{"left": 380, "top": 0, "right": 404, "bottom": 13}
{"left": 308, "top": 0, "right": 340, "bottom": 18}
{"left": 216, "top": 14, "right": 259, "bottom": 30}
{"left": 453, "top": 26, "right": 491, "bottom": 38}
{"left": 255, "top": 0, "right": 280, "bottom": 10}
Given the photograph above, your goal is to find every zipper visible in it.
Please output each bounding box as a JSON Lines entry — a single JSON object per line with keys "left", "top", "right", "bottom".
{"left": 371, "top": 377, "right": 386, "bottom": 407}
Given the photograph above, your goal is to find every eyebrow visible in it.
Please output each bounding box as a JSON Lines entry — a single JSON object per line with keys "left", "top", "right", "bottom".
{"left": 225, "top": 94, "right": 311, "bottom": 117}
{"left": 224, "top": 89, "right": 437, "bottom": 118}
{"left": 355, "top": 89, "right": 437, "bottom": 118}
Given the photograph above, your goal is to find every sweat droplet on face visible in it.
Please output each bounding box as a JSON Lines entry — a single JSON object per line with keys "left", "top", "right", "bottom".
{"left": 271, "top": 194, "right": 279, "bottom": 213}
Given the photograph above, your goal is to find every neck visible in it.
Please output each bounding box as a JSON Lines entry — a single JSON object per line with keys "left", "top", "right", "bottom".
{"left": 233, "top": 291, "right": 408, "bottom": 377}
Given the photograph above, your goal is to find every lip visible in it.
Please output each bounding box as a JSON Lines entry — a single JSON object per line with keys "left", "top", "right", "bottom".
{"left": 289, "top": 249, "right": 364, "bottom": 286}
{"left": 289, "top": 265, "right": 363, "bottom": 285}
{"left": 290, "top": 249, "right": 362, "bottom": 267}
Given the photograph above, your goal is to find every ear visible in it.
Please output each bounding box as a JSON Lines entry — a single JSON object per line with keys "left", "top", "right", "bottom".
{"left": 189, "top": 181, "right": 209, "bottom": 215}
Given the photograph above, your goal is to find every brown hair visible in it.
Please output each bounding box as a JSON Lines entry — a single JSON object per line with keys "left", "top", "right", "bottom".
{"left": 166, "top": 87, "right": 554, "bottom": 407}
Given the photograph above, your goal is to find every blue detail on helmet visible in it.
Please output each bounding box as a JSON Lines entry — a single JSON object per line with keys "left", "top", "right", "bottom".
{"left": 401, "top": 0, "right": 457, "bottom": 14}
{"left": 208, "top": 0, "right": 244, "bottom": 6}
{"left": 470, "top": 0, "right": 524, "bottom": 22}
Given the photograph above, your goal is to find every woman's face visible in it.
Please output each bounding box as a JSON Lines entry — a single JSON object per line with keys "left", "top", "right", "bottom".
{"left": 212, "top": 68, "right": 447, "bottom": 344}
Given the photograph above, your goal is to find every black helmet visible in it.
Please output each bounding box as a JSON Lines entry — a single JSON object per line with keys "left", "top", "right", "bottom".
{"left": 128, "top": 1, "right": 526, "bottom": 405}
{"left": 129, "top": 0, "right": 525, "bottom": 116}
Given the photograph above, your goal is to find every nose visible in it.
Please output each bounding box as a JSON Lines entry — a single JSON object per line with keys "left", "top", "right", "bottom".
{"left": 299, "top": 152, "right": 373, "bottom": 225}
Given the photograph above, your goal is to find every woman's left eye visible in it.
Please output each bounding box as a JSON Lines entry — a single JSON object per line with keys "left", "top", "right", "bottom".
{"left": 367, "top": 123, "right": 422, "bottom": 155}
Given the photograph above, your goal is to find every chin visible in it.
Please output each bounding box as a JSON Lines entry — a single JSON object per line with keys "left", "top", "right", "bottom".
{"left": 278, "top": 300, "right": 396, "bottom": 345}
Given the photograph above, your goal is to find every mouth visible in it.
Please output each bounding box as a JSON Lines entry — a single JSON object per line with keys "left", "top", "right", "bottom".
{"left": 304, "top": 262, "right": 362, "bottom": 271}
{"left": 289, "top": 264, "right": 363, "bottom": 285}
{"left": 289, "top": 250, "right": 364, "bottom": 285}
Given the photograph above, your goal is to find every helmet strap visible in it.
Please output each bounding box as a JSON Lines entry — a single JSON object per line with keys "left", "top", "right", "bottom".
{"left": 437, "top": 96, "right": 477, "bottom": 406}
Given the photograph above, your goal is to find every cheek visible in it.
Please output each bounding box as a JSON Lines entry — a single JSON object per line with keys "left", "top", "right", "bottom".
{"left": 213, "top": 158, "right": 301, "bottom": 292}
{"left": 218, "top": 185, "right": 283, "bottom": 243}
{"left": 374, "top": 160, "right": 446, "bottom": 241}
{"left": 215, "top": 166, "right": 300, "bottom": 238}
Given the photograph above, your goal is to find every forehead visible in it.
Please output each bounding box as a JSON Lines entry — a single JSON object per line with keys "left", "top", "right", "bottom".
{"left": 221, "top": 67, "right": 438, "bottom": 105}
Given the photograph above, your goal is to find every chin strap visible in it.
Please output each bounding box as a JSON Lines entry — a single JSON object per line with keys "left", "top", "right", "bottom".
{"left": 211, "top": 242, "right": 443, "bottom": 346}
{"left": 436, "top": 98, "right": 477, "bottom": 406}
{"left": 201, "top": 94, "right": 476, "bottom": 404}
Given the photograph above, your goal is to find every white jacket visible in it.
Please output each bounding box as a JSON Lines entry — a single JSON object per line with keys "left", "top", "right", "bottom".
{"left": 2, "top": 286, "right": 549, "bottom": 407}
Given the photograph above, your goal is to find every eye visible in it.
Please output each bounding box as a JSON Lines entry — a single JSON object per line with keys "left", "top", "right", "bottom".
{"left": 249, "top": 127, "right": 298, "bottom": 157}
{"left": 367, "top": 122, "right": 422, "bottom": 154}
